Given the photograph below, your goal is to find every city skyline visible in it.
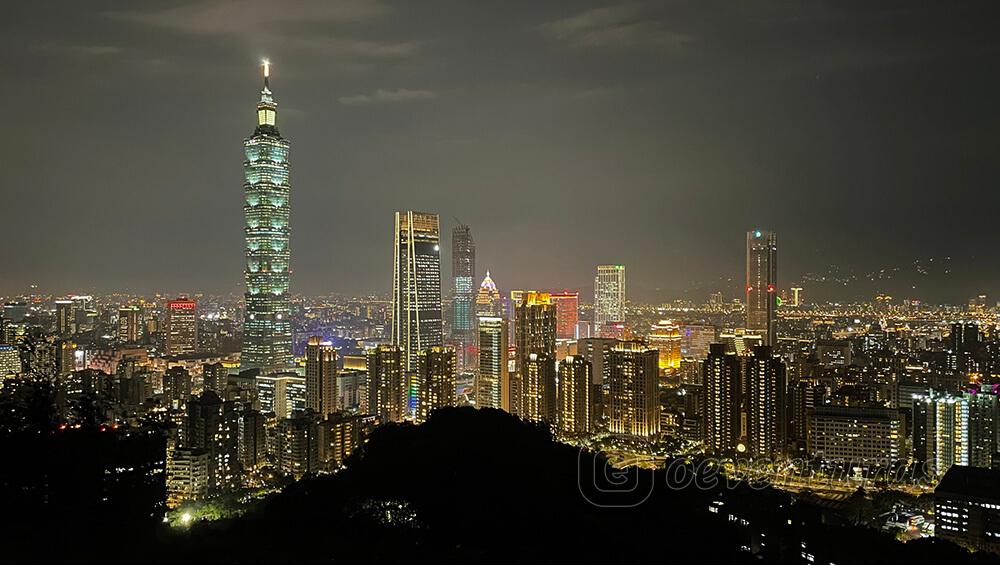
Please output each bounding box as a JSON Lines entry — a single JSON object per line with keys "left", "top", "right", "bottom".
{"left": 4, "top": 2, "right": 1000, "bottom": 302}
{"left": 9, "top": 4, "right": 1000, "bottom": 562}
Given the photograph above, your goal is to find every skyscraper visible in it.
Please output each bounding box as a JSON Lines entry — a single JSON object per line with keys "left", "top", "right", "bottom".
{"left": 241, "top": 61, "right": 292, "bottom": 372}
{"left": 0, "top": 344, "right": 22, "bottom": 377}
{"left": 648, "top": 320, "right": 682, "bottom": 371}
{"left": 512, "top": 292, "right": 557, "bottom": 422}
{"left": 476, "top": 315, "right": 509, "bottom": 410}
{"left": 746, "top": 345, "right": 786, "bottom": 459}
{"left": 451, "top": 223, "right": 475, "bottom": 339}
{"left": 746, "top": 230, "right": 777, "bottom": 346}
{"left": 117, "top": 306, "right": 140, "bottom": 344}
{"left": 915, "top": 386, "right": 1000, "bottom": 475}
{"left": 55, "top": 339, "right": 76, "bottom": 378}
{"left": 475, "top": 271, "right": 502, "bottom": 317}
{"left": 305, "top": 336, "right": 338, "bottom": 418}
{"left": 557, "top": 355, "right": 592, "bottom": 434}
{"left": 578, "top": 337, "right": 616, "bottom": 385}
{"left": 71, "top": 295, "right": 96, "bottom": 333}
{"left": 608, "top": 341, "right": 659, "bottom": 438}
{"left": 705, "top": 343, "right": 742, "bottom": 454}
{"left": 417, "top": 346, "right": 456, "bottom": 423}
{"left": 967, "top": 386, "right": 1000, "bottom": 469}
{"left": 256, "top": 372, "right": 306, "bottom": 420}
{"left": 163, "top": 367, "right": 193, "bottom": 409}
{"left": 391, "top": 211, "right": 443, "bottom": 372}
{"left": 166, "top": 298, "right": 197, "bottom": 356}
{"left": 366, "top": 345, "right": 404, "bottom": 423}
{"left": 594, "top": 265, "right": 625, "bottom": 338}
{"left": 549, "top": 291, "right": 580, "bottom": 340}
{"left": 55, "top": 299, "right": 73, "bottom": 336}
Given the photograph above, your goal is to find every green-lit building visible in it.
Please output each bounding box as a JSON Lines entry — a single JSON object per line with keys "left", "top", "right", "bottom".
{"left": 241, "top": 62, "right": 292, "bottom": 372}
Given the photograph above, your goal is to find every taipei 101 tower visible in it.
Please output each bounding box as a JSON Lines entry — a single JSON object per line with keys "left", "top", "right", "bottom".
{"left": 241, "top": 61, "right": 292, "bottom": 372}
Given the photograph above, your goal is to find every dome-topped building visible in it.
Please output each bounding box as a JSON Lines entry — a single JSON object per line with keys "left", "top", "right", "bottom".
{"left": 475, "top": 271, "right": 502, "bottom": 317}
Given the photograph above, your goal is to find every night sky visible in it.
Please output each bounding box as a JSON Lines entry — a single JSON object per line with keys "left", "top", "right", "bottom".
{"left": 3, "top": 1, "right": 1000, "bottom": 302}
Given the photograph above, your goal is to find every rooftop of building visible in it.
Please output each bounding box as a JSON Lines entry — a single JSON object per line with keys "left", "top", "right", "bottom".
{"left": 936, "top": 465, "right": 1000, "bottom": 500}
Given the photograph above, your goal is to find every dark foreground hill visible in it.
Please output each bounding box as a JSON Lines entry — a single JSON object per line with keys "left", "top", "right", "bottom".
{"left": 4, "top": 407, "right": 999, "bottom": 564}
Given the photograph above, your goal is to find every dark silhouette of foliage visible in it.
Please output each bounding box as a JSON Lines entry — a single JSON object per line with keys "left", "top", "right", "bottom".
{"left": 2, "top": 407, "right": 998, "bottom": 564}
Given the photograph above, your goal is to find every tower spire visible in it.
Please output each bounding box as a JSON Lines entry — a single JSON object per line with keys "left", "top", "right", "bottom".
{"left": 256, "top": 60, "right": 277, "bottom": 130}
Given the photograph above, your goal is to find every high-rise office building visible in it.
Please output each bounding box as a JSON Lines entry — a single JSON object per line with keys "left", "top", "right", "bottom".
{"left": 680, "top": 324, "right": 716, "bottom": 360}
{"left": 305, "top": 336, "right": 338, "bottom": 418}
{"left": 648, "top": 320, "right": 682, "bottom": 371}
{"left": 512, "top": 292, "right": 556, "bottom": 422}
{"left": 557, "top": 355, "right": 592, "bottom": 434}
{"left": 391, "top": 211, "right": 443, "bottom": 372}
{"left": 594, "top": 265, "right": 625, "bottom": 338}
{"left": 71, "top": 296, "right": 96, "bottom": 334}
{"left": 578, "top": 337, "right": 616, "bottom": 385}
{"left": 166, "top": 298, "right": 198, "bottom": 356}
{"left": 452, "top": 223, "right": 475, "bottom": 339}
{"left": 55, "top": 339, "right": 76, "bottom": 378}
{"left": 417, "top": 346, "right": 456, "bottom": 422}
{"left": 746, "top": 230, "right": 777, "bottom": 346}
{"left": 475, "top": 271, "right": 502, "bottom": 317}
{"left": 550, "top": 291, "right": 580, "bottom": 340}
{"left": 950, "top": 322, "right": 983, "bottom": 373}
{"left": 366, "top": 345, "right": 404, "bottom": 423}
{"left": 746, "top": 345, "right": 786, "bottom": 459}
{"left": 477, "top": 316, "right": 509, "bottom": 411}
{"left": 0, "top": 344, "right": 21, "bottom": 376}
{"left": 704, "top": 343, "right": 742, "bottom": 453}
{"left": 256, "top": 372, "right": 306, "bottom": 420}
{"left": 608, "top": 341, "right": 659, "bottom": 438}
{"left": 117, "top": 306, "right": 141, "bottom": 343}
{"left": 55, "top": 299, "right": 74, "bottom": 336}
{"left": 808, "top": 406, "right": 903, "bottom": 467}
{"left": 241, "top": 61, "right": 293, "bottom": 372}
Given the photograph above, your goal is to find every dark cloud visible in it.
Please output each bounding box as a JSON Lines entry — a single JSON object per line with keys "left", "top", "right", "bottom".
{"left": 30, "top": 43, "right": 123, "bottom": 56}
{"left": 339, "top": 88, "right": 436, "bottom": 105}
{"left": 542, "top": 4, "right": 693, "bottom": 51}
{"left": 109, "top": 0, "right": 386, "bottom": 35}
{"left": 2, "top": 0, "right": 1000, "bottom": 303}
